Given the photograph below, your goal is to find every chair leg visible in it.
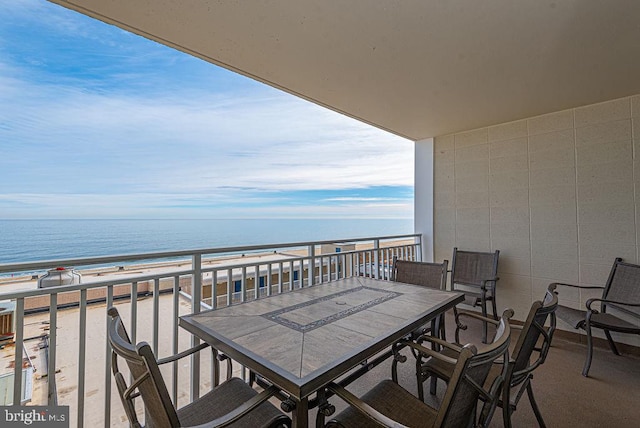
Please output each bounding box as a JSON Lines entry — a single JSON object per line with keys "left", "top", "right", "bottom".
{"left": 491, "top": 292, "right": 498, "bottom": 320}
{"left": 430, "top": 319, "right": 440, "bottom": 351}
{"left": 429, "top": 375, "right": 438, "bottom": 396}
{"left": 604, "top": 330, "right": 621, "bottom": 355}
{"left": 416, "top": 358, "right": 425, "bottom": 402}
{"left": 437, "top": 313, "right": 447, "bottom": 342}
{"left": 481, "top": 295, "right": 489, "bottom": 344}
{"left": 502, "top": 400, "right": 513, "bottom": 428}
{"left": 526, "top": 382, "right": 546, "bottom": 428}
{"left": 500, "top": 377, "right": 513, "bottom": 428}
{"left": 469, "top": 403, "right": 478, "bottom": 428}
{"left": 391, "top": 357, "right": 399, "bottom": 383}
{"left": 454, "top": 306, "right": 464, "bottom": 344}
{"left": 582, "top": 322, "right": 594, "bottom": 377}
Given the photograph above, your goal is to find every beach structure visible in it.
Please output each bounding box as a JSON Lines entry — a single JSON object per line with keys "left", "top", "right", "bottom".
{"left": 2, "top": 1, "right": 640, "bottom": 426}
{"left": 37, "top": 268, "right": 82, "bottom": 289}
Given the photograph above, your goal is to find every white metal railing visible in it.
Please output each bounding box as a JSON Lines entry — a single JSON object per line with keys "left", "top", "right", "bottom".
{"left": 0, "top": 234, "right": 421, "bottom": 427}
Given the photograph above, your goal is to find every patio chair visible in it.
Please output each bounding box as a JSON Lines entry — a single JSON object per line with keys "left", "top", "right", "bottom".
{"left": 418, "top": 284, "right": 558, "bottom": 428}
{"left": 391, "top": 256, "right": 449, "bottom": 339}
{"left": 554, "top": 258, "right": 640, "bottom": 377}
{"left": 322, "top": 309, "right": 513, "bottom": 428}
{"left": 451, "top": 247, "right": 500, "bottom": 343}
{"left": 390, "top": 257, "right": 449, "bottom": 389}
{"left": 107, "top": 307, "right": 291, "bottom": 428}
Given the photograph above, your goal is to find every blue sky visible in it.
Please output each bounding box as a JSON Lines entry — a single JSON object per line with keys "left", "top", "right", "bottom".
{"left": 0, "top": 0, "right": 414, "bottom": 219}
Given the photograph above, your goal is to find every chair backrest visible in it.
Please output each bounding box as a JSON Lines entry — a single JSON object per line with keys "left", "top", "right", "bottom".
{"left": 107, "top": 307, "right": 179, "bottom": 428}
{"left": 451, "top": 247, "right": 499, "bottom": 289}
{"left": 603, "top": 258, "right": 640, "bottom": 318}
{"left": 434, "top": 309, "right": 513, "bottom": 428}
{"left": 510, "top": 284, "right": 559, "bottom": 383}
{"left": 391, "top": 256, "right": 448, "bottom": 290}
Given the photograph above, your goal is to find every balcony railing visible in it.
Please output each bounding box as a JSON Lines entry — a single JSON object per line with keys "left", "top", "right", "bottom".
{"left": 0, "top": 234, "right": 421, "bottom": 427}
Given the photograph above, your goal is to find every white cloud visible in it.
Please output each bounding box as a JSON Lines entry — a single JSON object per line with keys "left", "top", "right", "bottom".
{"left": 0, "top": 0, "right": 414, "bottom": 219}
{"left": 1, "top": 74, "right": 413, "bottom": 195}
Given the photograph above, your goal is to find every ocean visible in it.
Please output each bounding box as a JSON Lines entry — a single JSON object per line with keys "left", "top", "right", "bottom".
{"left": 0, "top": 219, "right": 413, "bottom": 265}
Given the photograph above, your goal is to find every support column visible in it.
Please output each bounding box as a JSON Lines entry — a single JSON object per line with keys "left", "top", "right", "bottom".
{"left": 415, "top": 137, "right": 435, "bottom": 262}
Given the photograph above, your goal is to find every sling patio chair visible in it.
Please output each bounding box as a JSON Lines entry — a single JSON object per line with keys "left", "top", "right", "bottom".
{"left": 554, "top": 258, "right": 640, "bottom": 377}
{"left": 320, "top": 309, "right": 513, "bottom": 428}
{"left": 389, "top": 256, "right": 449, "bottom": 391}
{"left": 390, "top": 256, "right": 449, "bottom": 339}
{"left": 417, "top": 285, "right": 558, "bottom": 428}
{"left": 107, "top": 307, "right": 291, "bottom": 428}
{"left": 450, "top": 247, "right": 500, "bottom": 343}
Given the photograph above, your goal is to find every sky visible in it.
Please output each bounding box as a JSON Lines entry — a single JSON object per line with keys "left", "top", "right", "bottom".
{"left": 0, "top": 0, "right": 414, "bottom": 220}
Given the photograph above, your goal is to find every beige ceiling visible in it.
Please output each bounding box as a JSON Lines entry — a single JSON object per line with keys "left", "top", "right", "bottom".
{"left": 50, "top": 0, "right": 640, "bottom": 141}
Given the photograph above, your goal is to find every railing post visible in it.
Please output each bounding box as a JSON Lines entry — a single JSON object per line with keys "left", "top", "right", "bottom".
{"left": 48, "top": 293, "right": 58, "bottom": 405}
{"left": 254, "top": 265, "right": 260, "bottom": 299}
{"left": 153, "top": 278, "right": 160, "bottom": 355}
{"left": 373, "top": 239, "right": 380, "bottom": 279}
{"left": 130, "top": 282, "right": 138, "bottom": 345}
{"left": 78, "top": 289, "right": 87, "bottom": 427}
{"left": 308, "top": 245, "right": 315, "bottom": 287}
{"left": 241, "top": 266, "right": 247, "bottom": 302}
{"left": 172, "top": 276, "right": 180, "bottom": 402}
{"left": 191, "top": 253, "right": 202, "bottom": 401}
{"left": 212, "top": 270, "right": 218, "bottom": 309}
{"left": 13, "top": 298, "right": 24, "bottom": 406}
{"left": 104, "top": 286, "right": 114, "bottom": 428}
{"left": 289, "top": 261, "right": 294, "bottom": 291}
{"left": 226, "top": 268, "right": 233, "bottom": 306}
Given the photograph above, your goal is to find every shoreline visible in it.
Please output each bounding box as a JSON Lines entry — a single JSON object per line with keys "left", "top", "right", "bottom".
{"left": 0, "top": 239, "right": 414, "bottom": 294}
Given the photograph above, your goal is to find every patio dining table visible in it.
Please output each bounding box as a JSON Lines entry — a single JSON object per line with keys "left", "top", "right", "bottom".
{"left": 179, "top": 276, "right": 463, "bottom": 427}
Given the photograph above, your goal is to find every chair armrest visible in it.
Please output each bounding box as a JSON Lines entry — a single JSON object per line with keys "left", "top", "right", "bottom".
{"left": 586, "top": 298, "right": 640, "bottom": 311}
{"left": 414, "top": 335, "right": 464, "bottom": 354}
{"left": 157, "top": 343, "right": 209, "bottom": 365}
{"left": 479, "top": 276, "right": 499, "bottom": 290}
{"left": 187, "top": 385, "right": 282, "bottom": 428}
{"left": 326, "top": 382, "right": 409, "bottom": 428}
{"left": 455, "top": 309, "right": 500, "bottom": 326}
{"left": 551, "top": 282, "right": 604, "bottom": 290}
{"left": 403, "top": 341, "right": 460, "bottom": 365}
{"left": 456, "top": 277, "right": 499, "bottom": 291}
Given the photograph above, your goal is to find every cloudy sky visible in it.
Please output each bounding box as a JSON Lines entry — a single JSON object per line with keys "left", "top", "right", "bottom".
{"left": 0, "top": 1, "right": 414, "bottom": 219}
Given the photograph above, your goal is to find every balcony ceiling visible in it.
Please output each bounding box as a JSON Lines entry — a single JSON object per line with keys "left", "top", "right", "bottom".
{"left": 50, "top": 0, "right": 640, "bottom": 140}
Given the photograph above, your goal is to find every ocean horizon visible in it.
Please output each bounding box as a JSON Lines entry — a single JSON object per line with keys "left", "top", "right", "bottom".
{"left": 0, "top": 218, "right": 414, "bottom": 266}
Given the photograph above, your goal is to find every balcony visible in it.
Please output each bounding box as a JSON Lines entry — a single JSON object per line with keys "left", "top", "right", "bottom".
{"left": 4, "top": 2, "right": 640, "bottom": 426}
{"left": 0, "top": 234, "right": 421, "bottom": 427}
{"left": 1, "top": 232, "right": 639, "bottom": 427}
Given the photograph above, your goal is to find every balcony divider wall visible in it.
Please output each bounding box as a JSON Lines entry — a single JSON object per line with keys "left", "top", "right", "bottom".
{"left": 425, "top": 93, "right": 640, "bottom": 347}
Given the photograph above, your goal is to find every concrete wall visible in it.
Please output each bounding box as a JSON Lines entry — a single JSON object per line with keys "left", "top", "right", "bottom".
{"left": 428, "top": 94, "right": 640, "bottom": 343}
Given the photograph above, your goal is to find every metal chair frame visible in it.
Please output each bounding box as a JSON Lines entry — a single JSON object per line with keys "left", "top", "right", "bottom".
{"left": 450, "top": 247, "right": 500, "bottom": 343}
{"left": 554, "top": 257, "right": 640, "bottom": 376}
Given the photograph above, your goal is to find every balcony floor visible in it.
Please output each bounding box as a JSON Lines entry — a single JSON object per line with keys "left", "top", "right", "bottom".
{"left": 25, "top": 292, "right": 638, "bottom": 426}
{"left": 321, "top": 310, "right": 640, "bottom": 427}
